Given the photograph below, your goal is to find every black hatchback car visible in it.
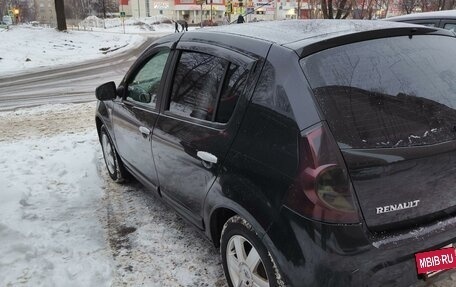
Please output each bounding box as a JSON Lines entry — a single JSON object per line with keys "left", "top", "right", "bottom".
{"left": 95, "top": 20, "right": 456, "bottom": 287}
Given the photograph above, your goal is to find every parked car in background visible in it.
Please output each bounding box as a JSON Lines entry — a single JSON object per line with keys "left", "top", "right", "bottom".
{"left": 95, "top": 20, "right": 456, "bottom": 287}
{"left": 2, "top": 15, "right": 12, "bottom": 25}
{"left": 386, "top": 9, "right": 456, "bottom": 32}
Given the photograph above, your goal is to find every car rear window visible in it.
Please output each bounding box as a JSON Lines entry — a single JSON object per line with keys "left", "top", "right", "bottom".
{"left": 301, "top": 35, "right": 456, "bottom": 149}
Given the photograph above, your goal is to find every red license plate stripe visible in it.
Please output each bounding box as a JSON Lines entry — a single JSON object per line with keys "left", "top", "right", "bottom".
{"left": 415, "top": 247, "right": 456, "bottom": 274}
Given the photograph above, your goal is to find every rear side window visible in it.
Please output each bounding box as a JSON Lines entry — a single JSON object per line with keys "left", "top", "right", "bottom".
{"left": 443, "top": 23, "right": 456, "bottom": 32}
{"left": 169, "top": 51, "right": 248, "bottom": 123}
{"left": 301, "top": 35, "right": 456, "bottom": 149}
{"left": 405, "top": 21, "right": 437, "bottom": 27}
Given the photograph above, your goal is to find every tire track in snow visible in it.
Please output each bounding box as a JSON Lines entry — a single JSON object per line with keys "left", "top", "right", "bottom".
{"left": 98, "top": 165, "right": 227, "bottom": 287}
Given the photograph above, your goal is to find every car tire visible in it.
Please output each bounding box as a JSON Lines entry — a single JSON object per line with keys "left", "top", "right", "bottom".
{"left": 221, "top": 215, "right": 285, "bottom": 287}
{"left": 100, "top": 125, "right": 127, "bottom": 183}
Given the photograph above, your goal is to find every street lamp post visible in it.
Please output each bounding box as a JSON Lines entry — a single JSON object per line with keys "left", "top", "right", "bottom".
{"left": 13, "top": 8, "right": 19, "bottom": 24}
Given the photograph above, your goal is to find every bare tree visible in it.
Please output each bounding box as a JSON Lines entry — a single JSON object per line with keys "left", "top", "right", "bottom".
{"left": 0, "top": 0, "right": 7, "bottom": 18}
{"left": 401, "top": 0, "right": 419, "bottom": 13}
{"left": 398, "top": 0, "right": 456, "bottom": 14}
{"left": 352, "top": 0, "right": 390, "bottom": 19}
{"left": 321, "top": 0, "right": 353, "bottom": 18}
{"left": 64, "top": 0, "right": 118, "bottom": 22}
{"left": 353, "top": 0, "right": 376, "bottom": 19}
{"left": 18, "top": 1, "right": 36, "bottom": 22}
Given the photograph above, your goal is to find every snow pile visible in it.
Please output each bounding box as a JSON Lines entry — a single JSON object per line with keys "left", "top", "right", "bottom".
{"left": 79, "top": 15, "right": 172, "bottom": 29}
{"left": 78, "top": 15, "right": 106, "bottom": 28}
{"left": 77, "top": 15, "right": 176, "bottom": 34}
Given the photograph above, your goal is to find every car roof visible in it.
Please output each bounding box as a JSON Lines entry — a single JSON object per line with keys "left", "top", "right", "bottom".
{"left": 193, "top": 20, "right": 451, "bottom": 56}
{"left": 386, "top": 9, "right": 456, "bottom": 21}
{"left": 200, "top": 20, "right": 415, "bottom": 44}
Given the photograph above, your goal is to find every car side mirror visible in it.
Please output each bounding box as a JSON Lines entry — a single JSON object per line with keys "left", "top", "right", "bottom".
{"left": 95, "top": 81, "right": 117, "bottom": 101}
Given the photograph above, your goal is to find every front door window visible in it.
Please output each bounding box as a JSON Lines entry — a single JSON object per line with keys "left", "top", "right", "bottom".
{"left": 127, "top": 50, "right": 170, "bottom": 109}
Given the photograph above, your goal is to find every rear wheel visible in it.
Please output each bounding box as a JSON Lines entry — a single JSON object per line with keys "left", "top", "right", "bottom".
{"left": 100, "top": 125, "right": 127, "bottom": 182}
{"left": 221, "top": 215, "right": 284, "bottom": 287}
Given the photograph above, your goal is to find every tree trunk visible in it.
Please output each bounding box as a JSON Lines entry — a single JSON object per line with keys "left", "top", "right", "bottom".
{"left": 55, "top": 0, "right": 67, "bottom": 31}
{"left": 384, "top": 0, "right": 390, "bottom": 18}
{"left": 328, "top": 0, "right": 334, "bottom": 18}
{"left": 342, "top": 1, "right": 352, "bottom": 18}
{"left": 321, "top": 0, "right": 329, "bottom": 18}
{"left": 360, "top": 0, "right": 366, "bottom": 19}
{"left": 336, "top": 0, "right": 347, "bottom": 19}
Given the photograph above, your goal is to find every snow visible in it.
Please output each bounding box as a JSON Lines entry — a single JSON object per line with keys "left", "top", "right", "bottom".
{"left": 0, "top": 21, "right": 225, "bottom": 285}
{"left": 0, "top": 103, "right": 226, "bottom": 286}
{"left": 0, "top": 130, "right": 111, "bottom": 286}
{"left": 0, "top": 18, "right": 179, "bottom": 77}
{"left": 78, "top": 15, "right": 180, "bottom": 34}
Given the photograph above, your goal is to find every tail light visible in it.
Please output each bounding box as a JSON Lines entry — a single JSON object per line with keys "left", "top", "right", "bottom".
{"left": 284, "top": 122, "right": 360, "bottom": 223}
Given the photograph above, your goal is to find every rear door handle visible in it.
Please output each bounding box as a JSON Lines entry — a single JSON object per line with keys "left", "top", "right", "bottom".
{"left": 139, "top": 126, "right": 151, "bottom": 137}
{"left": 197, "top": 151, "right": 218, "bottom": 164}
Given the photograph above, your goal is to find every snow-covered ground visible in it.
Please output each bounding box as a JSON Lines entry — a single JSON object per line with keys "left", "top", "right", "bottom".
{"left": 0, "top": 21, "right": 227, "bottom": 286}
{"left": 0, "top": 17, "right": 181, "bottom": 77}
{"left": 0, "top": 103, "right": 227, "bottom": 286}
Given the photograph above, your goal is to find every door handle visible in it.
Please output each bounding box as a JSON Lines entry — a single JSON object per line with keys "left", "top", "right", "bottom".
{"left": 197, "top": 151, "right": 218, "bottom": 164}
{"left": 139, "top": 126, "right": 151, "bottom": 137}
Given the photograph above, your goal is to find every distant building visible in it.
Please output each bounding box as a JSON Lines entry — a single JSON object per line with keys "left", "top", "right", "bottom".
{"left": 128, "top": 0, "right": 174, "bottom": 18}
{"left": 174, "top": 0, "right": 226, "bottom": 24}
{"left": 124, "top": 0, "right": 226, "bottom": 24}
{"left": 34, "top": 0, "right": 55, "bottom": 25}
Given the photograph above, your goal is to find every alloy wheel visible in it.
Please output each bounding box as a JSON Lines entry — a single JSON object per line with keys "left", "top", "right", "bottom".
{"left": 226, "top": 235, "right": 269, "bottom": 287}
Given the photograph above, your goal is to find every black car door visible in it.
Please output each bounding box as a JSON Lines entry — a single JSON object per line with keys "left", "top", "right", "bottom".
{"left": 112, "top": 44, "right": 173, "bottom": 189}
{"left": 152, "top": 42, "right": 255, "bottom": 228}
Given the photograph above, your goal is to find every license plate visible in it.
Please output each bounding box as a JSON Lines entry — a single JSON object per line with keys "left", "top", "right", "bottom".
{"left": 415, "top": 244, "right": 456, "bottom": 279}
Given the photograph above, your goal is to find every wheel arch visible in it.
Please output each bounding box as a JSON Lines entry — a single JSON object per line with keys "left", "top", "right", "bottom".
{"left": 205, "top": 186, "right": 274, "bottom": 249}
{"left": 209, "top": 207, "right": 237, "bottom": 248}
{"left": 95, "top": 116, "right": 103, "bottom": 140}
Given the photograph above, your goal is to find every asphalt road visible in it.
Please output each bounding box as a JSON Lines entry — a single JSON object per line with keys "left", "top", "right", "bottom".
{"left": 0, "top": 37, "right": 156, "bottom": 112}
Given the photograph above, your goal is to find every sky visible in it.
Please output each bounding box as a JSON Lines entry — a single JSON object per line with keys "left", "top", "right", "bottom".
{"left": 0, "top": 19, "right": 227, "bottom": 286}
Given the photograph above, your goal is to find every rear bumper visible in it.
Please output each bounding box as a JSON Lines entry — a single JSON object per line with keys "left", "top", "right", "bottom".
{"left": 265, "top": 207, "right": 456, "bottom": 287}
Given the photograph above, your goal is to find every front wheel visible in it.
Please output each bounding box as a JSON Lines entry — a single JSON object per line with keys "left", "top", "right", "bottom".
{"left": 100, "top": 125, "right": 127, "bottom": 182}
{"left": 221, "top": 215, "right": 285, "bottom": 287}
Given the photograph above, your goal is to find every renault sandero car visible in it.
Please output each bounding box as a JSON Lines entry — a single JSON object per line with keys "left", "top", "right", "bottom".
{"left": 95, "top": 20, "right": 456, "bottom": 286}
